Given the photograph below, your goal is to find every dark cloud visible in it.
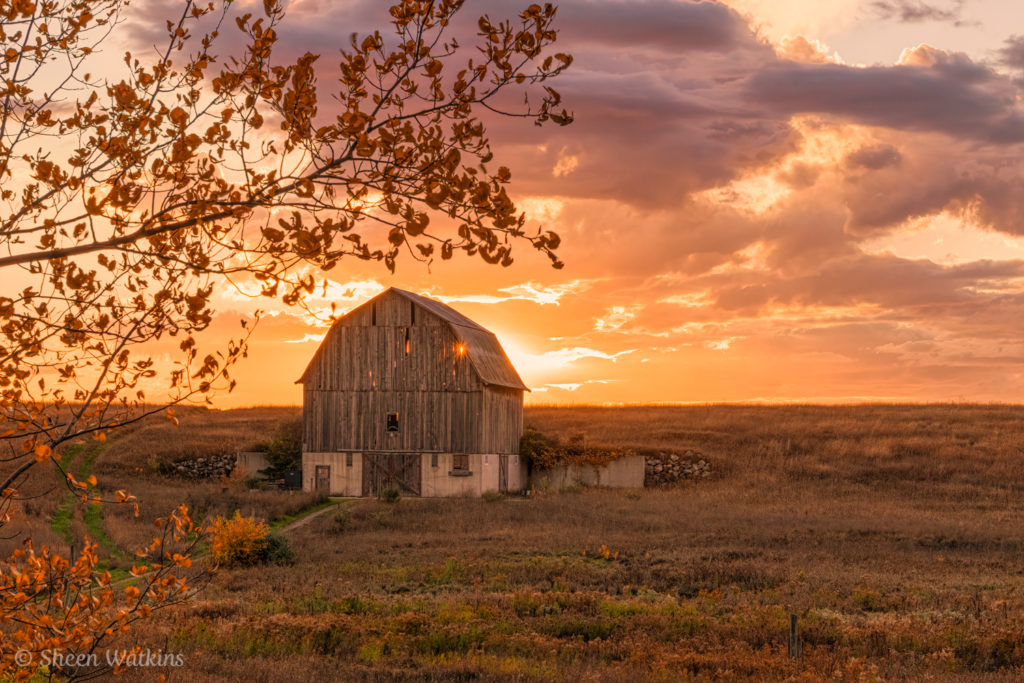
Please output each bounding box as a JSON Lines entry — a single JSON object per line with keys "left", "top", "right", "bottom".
{"left": 746, "top": 62, "right": 1024, "bottom": 145}
{"left": 998, "top": 35, "right": 1024, "bottom": 70}
{"left": 870, "top": 0, "right": 967, "bottom": 25}
{"left": 557, "top": 0, "right": 750, "bottom": 52}
{"left": 845, "top": 144, "right": 903, "bottom": 170}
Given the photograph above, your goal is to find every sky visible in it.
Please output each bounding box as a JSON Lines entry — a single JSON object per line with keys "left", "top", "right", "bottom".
{"left": 141, "top": 0, "right": 1024, "bottom": 406}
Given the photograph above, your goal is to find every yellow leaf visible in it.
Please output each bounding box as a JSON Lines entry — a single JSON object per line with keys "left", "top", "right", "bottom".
{"left": 34, "top": 443, "right": 51, "bottom": 462}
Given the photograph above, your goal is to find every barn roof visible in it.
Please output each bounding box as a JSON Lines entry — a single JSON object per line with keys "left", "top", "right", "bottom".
{"left": 298, "top": 287, "right": 529, "bottom": 391}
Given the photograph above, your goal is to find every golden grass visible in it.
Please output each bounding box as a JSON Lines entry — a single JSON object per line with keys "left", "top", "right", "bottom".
{"left": 8, "top": 404, "right": 1024, "bottom": 680}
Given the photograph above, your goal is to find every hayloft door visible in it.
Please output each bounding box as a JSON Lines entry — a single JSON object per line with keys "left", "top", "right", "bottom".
{"left": 362, "top": 453, "right": 422, "bottom": 497}
{"left": 498, "top": 455, "right": 509, "bottom": 493}
{"left": 314, "top": 465, "right": 330, "bottom": 492}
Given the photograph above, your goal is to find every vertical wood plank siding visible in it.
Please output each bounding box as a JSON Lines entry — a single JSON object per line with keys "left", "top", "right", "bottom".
{"left": 301, "top": 290, "right": 523, "bottom": 455}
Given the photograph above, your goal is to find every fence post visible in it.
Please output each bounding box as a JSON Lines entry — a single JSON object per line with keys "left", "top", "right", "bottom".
{"left": 788, "top": 613, "right": 802, "bottom": 658}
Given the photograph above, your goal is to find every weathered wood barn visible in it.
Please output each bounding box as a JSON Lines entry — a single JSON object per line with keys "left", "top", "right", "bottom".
{"left": 298, "top": 288, "right": 528, "bottom": 497}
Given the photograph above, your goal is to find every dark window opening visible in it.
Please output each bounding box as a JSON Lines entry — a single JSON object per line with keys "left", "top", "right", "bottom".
{"left": 411, "top": 302, "right": 415, "bottom": 324}
{"left": 386, "top": 412, "right": 399, "bottom": 432}
{"left": 431, "top": 453, "right": 438, "bottom": 468}
{"left": 346, "top": 452, "right": 353, "bottom": 467}
{"left": 452, "top": 453, "right": 469, "bottom": 471}
{"left": 404, "top": 328, "right": 410, "bottom": 355}
{"left": 371, "top": 303, "right": 376, "bottom": 326}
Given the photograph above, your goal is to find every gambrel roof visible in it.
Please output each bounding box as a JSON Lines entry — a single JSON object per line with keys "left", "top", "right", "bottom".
{"left": 297, "top": 287, "right": 529, "bottom": 391}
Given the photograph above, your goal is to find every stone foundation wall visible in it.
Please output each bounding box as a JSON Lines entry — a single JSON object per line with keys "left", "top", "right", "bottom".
{"left": 643, "top": 450, "right": 712, "bottom": 486}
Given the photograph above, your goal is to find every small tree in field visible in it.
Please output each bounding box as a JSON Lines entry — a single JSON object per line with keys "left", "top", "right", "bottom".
{"left": 0, "top": 0, "right": 571, "bottom": 676}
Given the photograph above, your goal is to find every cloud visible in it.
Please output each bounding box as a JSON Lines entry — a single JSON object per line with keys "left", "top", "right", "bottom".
{"left": 544, "top": 379, "right": 619, "bottom": 392}
{"left": 430, "top": 280, "right": 595, "bottom": 306}
{"left": 745, "top": 60, "right": 1024, "bottom": 145}
{"left": 557, "top": 0, "right": 751, "bottom": 52}
{"left": 594, "top": 305, "right": 641, "bottom": 331}
{"left": 538, "top": 347, "right": 636, "bottom": 364}
{"left": 705, "top": 338, "right": 736, "bottom": 350}
{"left": 283, "top": 333, "right": 326, "bottom": 344}
{"left": 998, "top": 35, "right": 1024, "bottom": 70}
{"left": 845, "top": 144, "right": 903, "bottom": 170}
{"left": 869, "top": 0, "right": 968, "bottom": 25}
{"left": 775, "top": 36, "right": 843, "bottom": 64}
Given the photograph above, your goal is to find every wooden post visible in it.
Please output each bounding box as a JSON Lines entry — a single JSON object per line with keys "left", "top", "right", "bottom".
{"left": 788, "top": 613, "right": 802, "bottom": 658}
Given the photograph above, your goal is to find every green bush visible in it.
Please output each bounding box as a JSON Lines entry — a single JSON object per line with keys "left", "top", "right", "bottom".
{"left": 520, "top": 426, "right": 633, "bottom": 470}
{"left": 253, "top": 419, "right": 302, "bottom": 479}
{"left": 380, "top": 487, "right": 400, "bottom": 504}
{"left": 263, "top": 532, "right": 295, "bottom": 565}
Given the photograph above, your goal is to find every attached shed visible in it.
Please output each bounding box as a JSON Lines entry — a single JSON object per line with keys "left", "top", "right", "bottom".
{"left": 298, "top": 287, "right": 528, "bottom": 497}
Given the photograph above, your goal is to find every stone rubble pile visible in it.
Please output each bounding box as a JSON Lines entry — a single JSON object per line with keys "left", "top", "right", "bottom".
{"left": 644, "top": 450, "right": 712, "bottom": 486}
{"left": 167, "top": 454, "right": 235, "bottom": 479}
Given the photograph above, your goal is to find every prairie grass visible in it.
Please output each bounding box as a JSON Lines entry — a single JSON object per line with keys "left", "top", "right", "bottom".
{"left": 9, "top": 403, "right": 1024, "bottom": 680}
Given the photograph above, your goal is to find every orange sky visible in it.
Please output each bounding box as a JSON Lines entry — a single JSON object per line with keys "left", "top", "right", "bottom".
{"left": 129, "top": 0, "right": 1024, "bottom": 406}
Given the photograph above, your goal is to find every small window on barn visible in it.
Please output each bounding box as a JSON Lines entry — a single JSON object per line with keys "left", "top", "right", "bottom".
{"left": 386, "top": 412, "right": 399, "bottom": 432}
{"left": 431, "top": 453, "right": 438, "bottom": 468}
{"left": 346, "top": 452, "right": 353, "bottom": 467}
{"left": 404, "top": 328, "right": 410, "bottom": 355}
{"left": 410, "top": 301, "right": 415, "bottom": 324}
{"left": 371, "top": 303, "right": 376, "bottom": 326}
{"left": 452, "top": 454, "right": 469, "bottom": 472}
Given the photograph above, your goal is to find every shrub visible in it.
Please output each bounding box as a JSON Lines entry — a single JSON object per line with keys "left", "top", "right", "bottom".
{"left": 332, "top": 507, "right": 351, "bottom": 533}
{"left": 481, "top": 490, "right": 503, "bottom": 503}
{"left": 380, "top": 487, "right": 400, "bottom": 504}
{"left": 263, "top": 532, "right": 295, "bottom": 565}
{"left": 208, "top": 511, "right": 293, "bottom": 566}
{"left": 253, "top": 419, "right": 302, "bottom": 479}
{"left": 520, "top": 426, "right": 633, "bottom": 470}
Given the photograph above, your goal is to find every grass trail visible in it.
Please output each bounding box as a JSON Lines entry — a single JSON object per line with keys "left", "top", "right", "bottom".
{"left": 48, "top": 440, "right": 129, "bottom": 577}
{"left": 49, "top": 444, "right": 83, "bottom": 547}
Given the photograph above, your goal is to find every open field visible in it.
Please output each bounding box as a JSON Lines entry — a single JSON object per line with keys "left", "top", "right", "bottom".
{"left": 7, "top": 404, "right": 1024, "bottom": 680}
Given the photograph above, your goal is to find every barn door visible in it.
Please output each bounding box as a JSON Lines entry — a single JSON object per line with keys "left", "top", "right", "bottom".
{"left": 314, "top": 465, "right": 331, "bottom": 492}
{"left": 362, "top": 453, "right": 422, "bottom": 497}
{"left": 498, "top": 455, "right": 509, "bottom": 493}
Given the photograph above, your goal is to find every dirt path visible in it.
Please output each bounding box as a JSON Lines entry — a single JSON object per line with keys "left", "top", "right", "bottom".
{"left": 281, "top": 500, "right": 343, "bottom": 532}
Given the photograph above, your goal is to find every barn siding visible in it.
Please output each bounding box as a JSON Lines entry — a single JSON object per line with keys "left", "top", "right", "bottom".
{"left": 304, "top": 388, "right": 494, "bottom": 453}
{"left": 480, "top": 387, "right": 523, "bottom": 454}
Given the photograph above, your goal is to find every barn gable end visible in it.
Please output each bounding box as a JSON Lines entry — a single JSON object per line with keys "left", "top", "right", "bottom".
{"left": 298, "top": 288, "right": 527, "bottom": 391}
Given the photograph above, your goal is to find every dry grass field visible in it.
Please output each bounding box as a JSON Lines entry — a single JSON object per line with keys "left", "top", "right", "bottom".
{"left": 7, "top": 404, "right": 1024, "bottom": 680}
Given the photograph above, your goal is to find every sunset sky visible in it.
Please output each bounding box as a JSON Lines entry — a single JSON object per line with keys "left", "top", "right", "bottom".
{"left": 161, "top": 0, "right": 1024, "bottom": 406}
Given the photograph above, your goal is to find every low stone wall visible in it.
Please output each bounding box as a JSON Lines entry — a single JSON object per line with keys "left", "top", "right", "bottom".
{"left": 643, "top": 450, "right": 712, "bottom": 486}
{"left": 532, "top": 455, "right": 645, "bottom": 490}
{"left": 165, "top": 454, "right": 235, "bottom": 479}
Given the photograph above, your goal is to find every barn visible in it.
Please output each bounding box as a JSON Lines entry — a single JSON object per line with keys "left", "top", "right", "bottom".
{"left": 298, "top": 287, "right": 528, "bottom": 497}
